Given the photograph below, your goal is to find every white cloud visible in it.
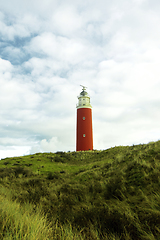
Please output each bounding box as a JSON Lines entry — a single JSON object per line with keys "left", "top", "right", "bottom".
{"left": 51, "top": 5, "right": 83, "bottom": 36}
{"left": 40, "top": 137, "right": 60, "bottom": 152}
{"left": 0, "top": 17, "right": 30, "bottom": 41}
{"left": 0, "top": 76, "right": 41, "bottom": 111}
{"left": 0, "top": 146, "right": 30, "bottom": 159}
{"left": 0, "top": 0, "right": 59, "bottom": 17}
{"left": 0, "top": 58, "right": 13, "bottom": 73}
{"left": 0, "top": 0, "right": 160, "bottom": 159}
{"left": 27, "top": 32, "right": 97, "bottom": 66}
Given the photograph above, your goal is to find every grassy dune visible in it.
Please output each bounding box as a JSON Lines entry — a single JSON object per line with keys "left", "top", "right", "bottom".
{"left": 0, "top": 141, "right": 160, "bottom": 239}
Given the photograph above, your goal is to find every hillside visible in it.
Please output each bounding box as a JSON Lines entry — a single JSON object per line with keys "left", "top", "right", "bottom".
{"left": 0, "top": 141, "right": 160, "bottom": 239}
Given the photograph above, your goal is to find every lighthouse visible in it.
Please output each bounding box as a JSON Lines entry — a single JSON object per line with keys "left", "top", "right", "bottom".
{"left": 76, "top": 85, "right": 93, "bottom": 151}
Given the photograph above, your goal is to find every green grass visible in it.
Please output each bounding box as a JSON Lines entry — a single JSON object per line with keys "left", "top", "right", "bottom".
{"left": 1, "top": 141, "right": 160, "bottom": 239}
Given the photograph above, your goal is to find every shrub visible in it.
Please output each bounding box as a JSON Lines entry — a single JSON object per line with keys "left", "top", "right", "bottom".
{"left": 46, "top": 172, "right": 61, "bottom": 180}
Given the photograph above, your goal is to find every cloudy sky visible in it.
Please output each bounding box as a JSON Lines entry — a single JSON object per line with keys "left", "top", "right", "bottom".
{"left": 0, "top": 0, "right": 160, "bottom": 159}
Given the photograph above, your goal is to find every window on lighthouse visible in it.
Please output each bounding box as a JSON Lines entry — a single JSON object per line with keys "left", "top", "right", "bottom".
{"left": 83, "top": 134, "right": 86, "bottom": 137}
{"left": 83, "top": 117, "right": 85, "bottom": 120}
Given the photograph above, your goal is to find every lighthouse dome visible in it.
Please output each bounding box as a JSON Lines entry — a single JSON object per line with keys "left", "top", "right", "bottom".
{"left": 80, "top": 89, "right": 88, "bottom": 96}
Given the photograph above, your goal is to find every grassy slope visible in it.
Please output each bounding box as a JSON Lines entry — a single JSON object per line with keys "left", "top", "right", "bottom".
{"left": 1, "top": 141, "right": 160, "bottom": 239}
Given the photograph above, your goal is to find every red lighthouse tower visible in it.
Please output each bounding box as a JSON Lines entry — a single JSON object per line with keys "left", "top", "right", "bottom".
{"left": 76, "top": 85, "right": 93, "bottom": 151}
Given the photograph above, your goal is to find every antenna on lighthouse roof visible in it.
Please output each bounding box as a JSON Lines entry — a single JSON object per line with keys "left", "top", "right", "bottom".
{"left": 80, "top": 85, "right": 87, "bottom": 91}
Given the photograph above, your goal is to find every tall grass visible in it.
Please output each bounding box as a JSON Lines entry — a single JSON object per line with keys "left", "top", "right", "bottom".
{"left": 0, "top": 192, "right": 106, "bottom": 240}
{"left": 0, "top": 193, "right": 53, "bottom": 239}
{"left": 1, "top": 141, "right": 160, "bottom": 239}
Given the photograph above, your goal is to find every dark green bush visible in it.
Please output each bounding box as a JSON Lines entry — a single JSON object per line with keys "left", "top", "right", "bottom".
{"left": 54, "top": 156, "right": 65, "bottom": 163}
{"left": 46, "top": 172, "right": 61, "bottom": 180}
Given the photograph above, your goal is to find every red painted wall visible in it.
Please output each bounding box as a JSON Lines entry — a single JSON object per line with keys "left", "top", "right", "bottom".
{"left": 76, "top": 108, "right": 93, "bottom": 151}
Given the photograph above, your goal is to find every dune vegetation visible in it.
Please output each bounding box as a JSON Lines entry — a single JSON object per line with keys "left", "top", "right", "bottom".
{"left": 1, "top": 140, "right": 160, "bottom": 239}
